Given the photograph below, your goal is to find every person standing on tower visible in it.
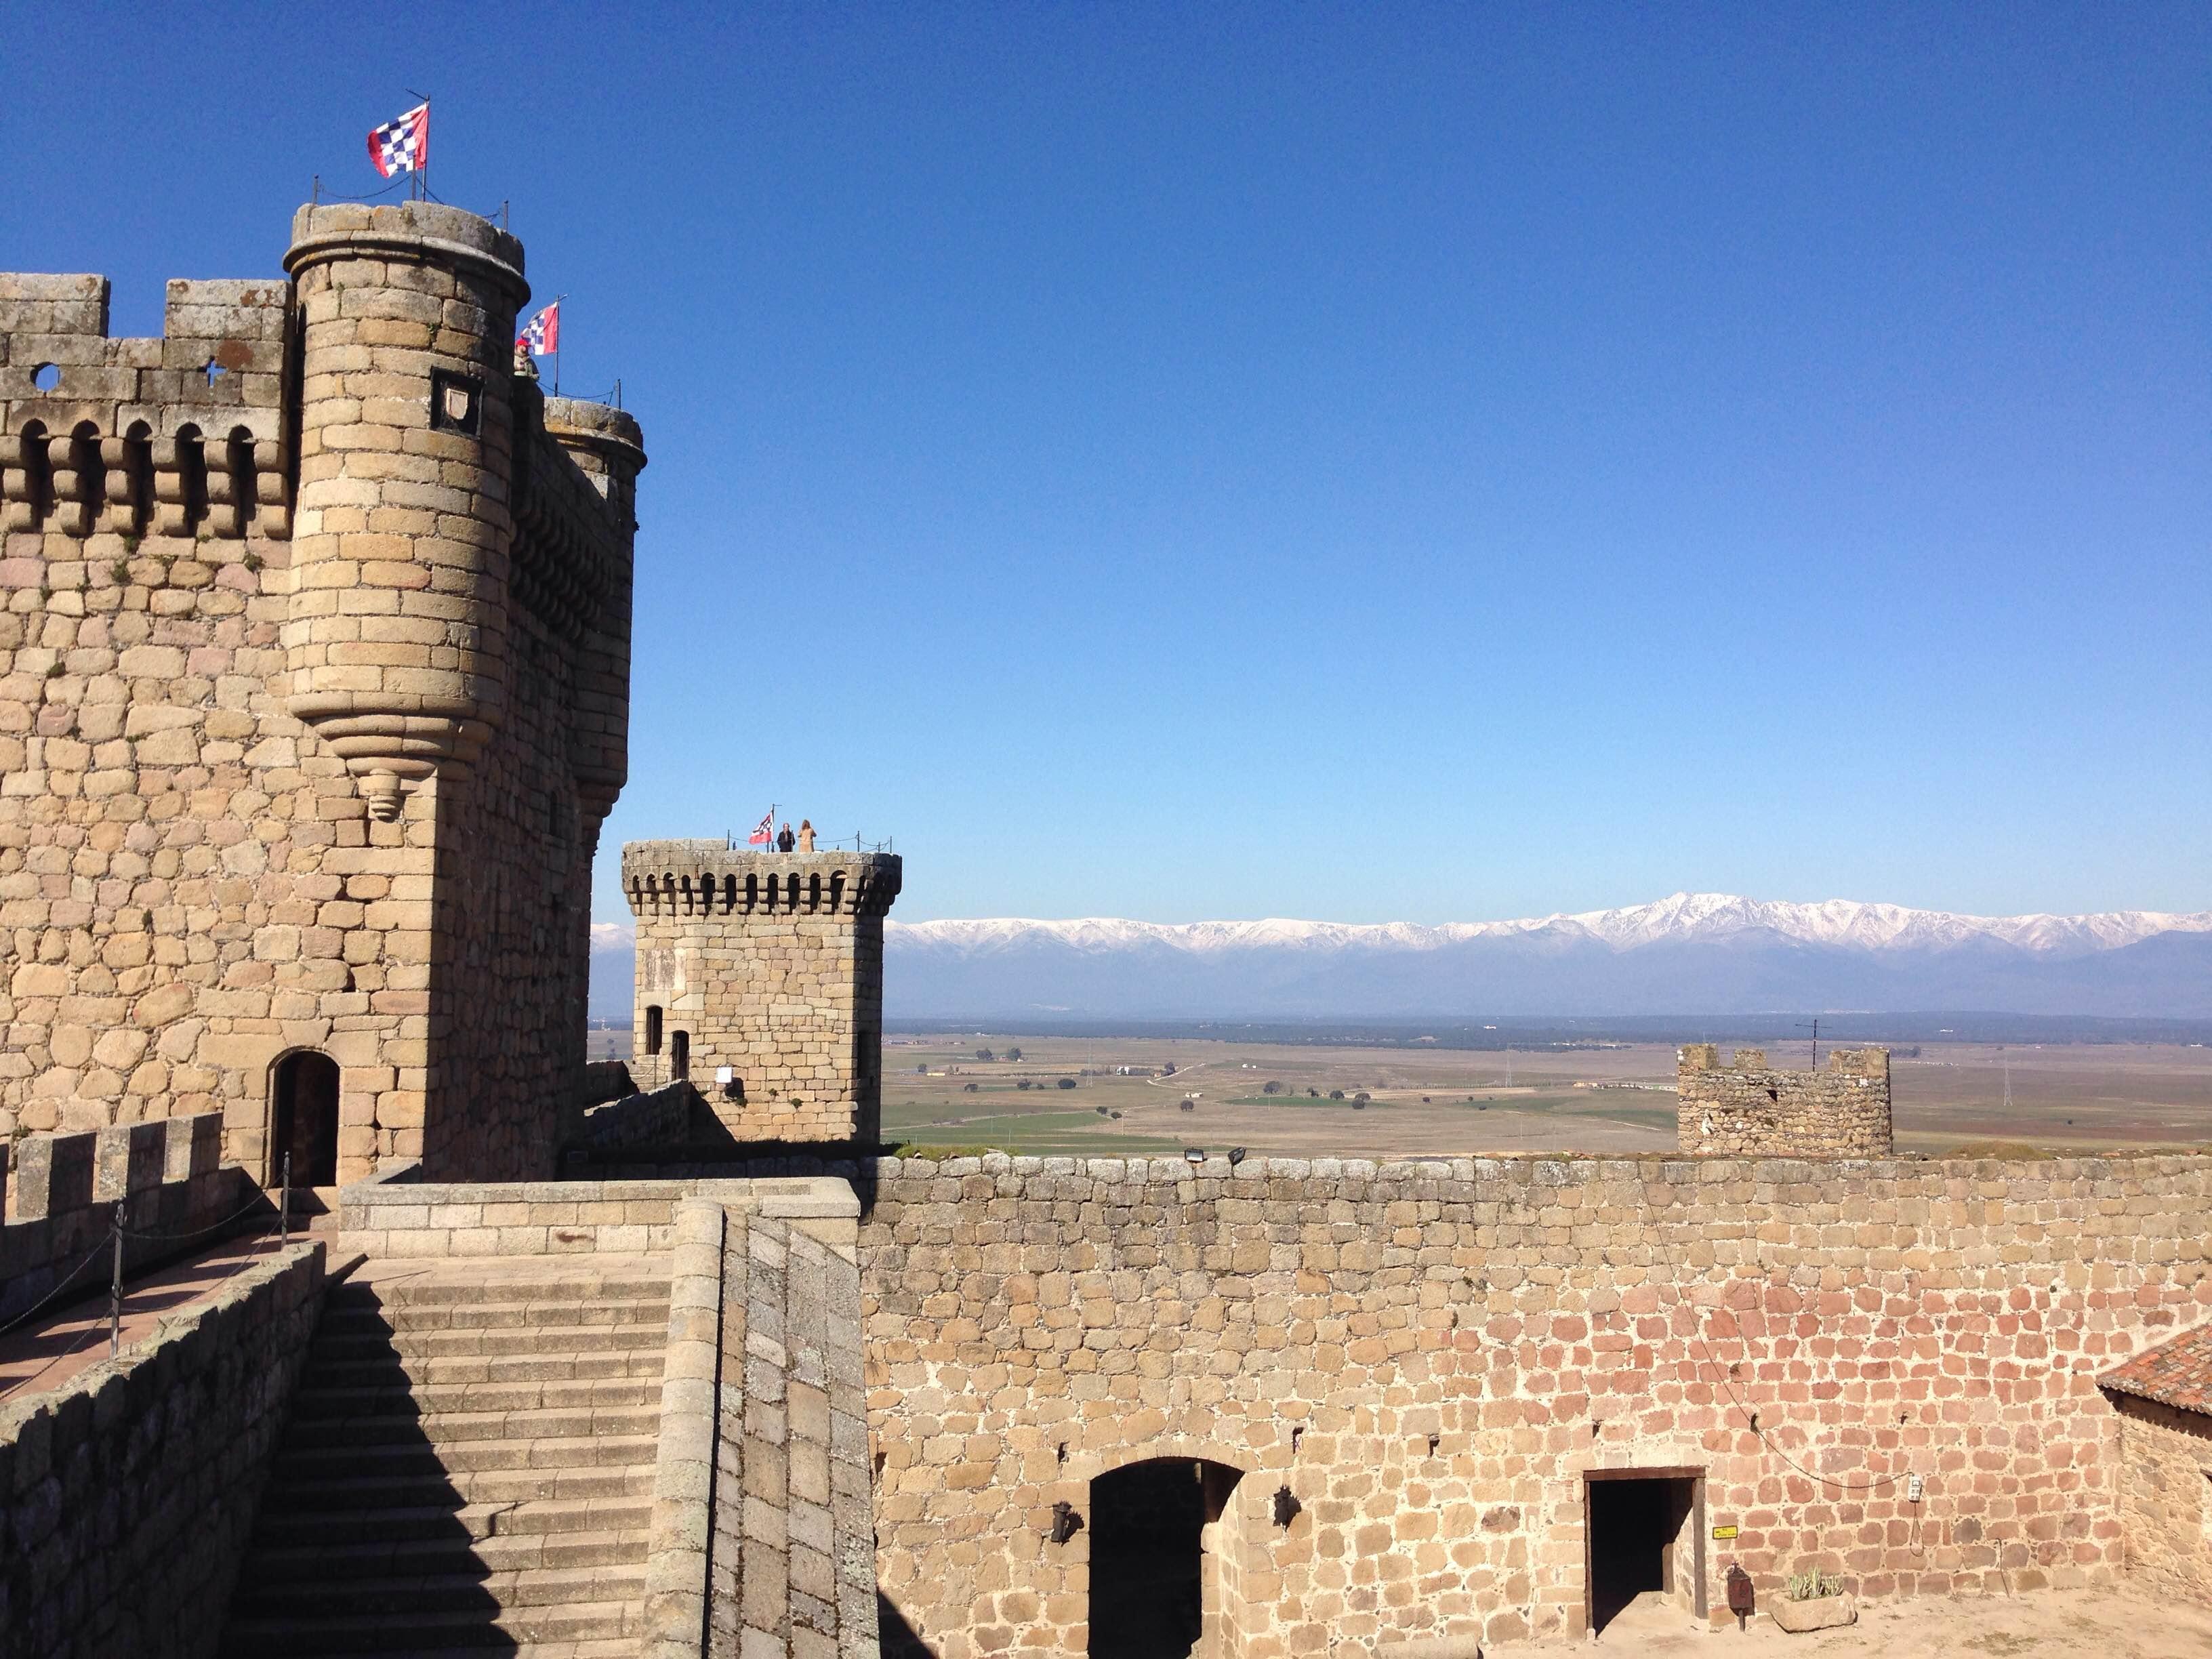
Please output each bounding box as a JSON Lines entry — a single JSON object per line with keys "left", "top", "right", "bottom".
{"left": 798, "top": 819, "right": 817, "bottom": 852}
{"left": 777, "top": 821, "right": 796, "bottom": 853}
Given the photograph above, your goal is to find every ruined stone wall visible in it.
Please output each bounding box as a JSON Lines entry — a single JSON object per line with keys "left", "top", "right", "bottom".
{"left": 623, "top": 846, "right": 901, "bottom": 1146}
{"left": 859, "top": 1152, "right": 2212, "bottom": 1656}
{"left": 1677, "top": 1045, "right": 1893, "bottom": 1157}
{"left": 0, "top": 203, "right": 642, "bottom": 1186}
{"left": 2112, "top": 1397, "right": 2212, "bottom": 1607}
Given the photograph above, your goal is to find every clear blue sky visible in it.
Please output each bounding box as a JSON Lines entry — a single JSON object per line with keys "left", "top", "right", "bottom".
{"left": 7, "top": 5, "right": 2207, "bottom": 927}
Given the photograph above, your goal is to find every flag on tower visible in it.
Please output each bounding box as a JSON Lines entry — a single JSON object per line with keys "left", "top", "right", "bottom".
{"left": 517, "top": 301, "right": 561, "bottom": 358}
{"left": 367, "top": 102, "right": 430, "bottom": 178}
{"left": 747, "top": 808, "right": 775, "bottom": 848}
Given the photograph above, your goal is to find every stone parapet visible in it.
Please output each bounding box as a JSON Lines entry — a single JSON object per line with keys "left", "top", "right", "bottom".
{"left": 0, "top": 1239, "right": 325, "bottom": 1659}
{"left": 0, "top": 1114, "right": 246, "bottom": 1326}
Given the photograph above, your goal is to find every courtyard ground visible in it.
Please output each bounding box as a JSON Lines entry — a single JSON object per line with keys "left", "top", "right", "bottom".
{"left": 1486, "top": 1586, "right": 2212, "bottom": 1657}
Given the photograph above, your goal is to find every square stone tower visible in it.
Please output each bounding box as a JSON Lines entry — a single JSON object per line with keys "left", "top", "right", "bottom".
{"left": 621, "top": 841, "right": 902, "bottom": 1145}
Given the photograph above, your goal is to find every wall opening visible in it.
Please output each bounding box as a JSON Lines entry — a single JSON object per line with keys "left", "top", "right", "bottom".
{"left": 1090, "top": 1458, "right": 1242, "bottom": 1659}
{"left": 270, "top": 1050, "right": 341, "bottom": 1187}
{"left": 1584, "top": 1469, "right": 1704, "bottom": 1637}
{"left": 644, "top": 1005, "right": 663, "bottom": 1055}
{"left": 670, "top": 1029, "right": 690, "bottom": 1082}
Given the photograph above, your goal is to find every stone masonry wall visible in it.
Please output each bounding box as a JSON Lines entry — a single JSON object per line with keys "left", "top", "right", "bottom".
{"left": 623, "top": 846, "right": 901, "bottom": 1146}
{"left": 1, "top": 1113, "right": 243, "bottom": 1325}
{"left": 1677, "top": 1045, "right": 1893, "bottom": 1157}
{"left": 861, "top": 1151, "right": 2212, "bottom": 1657}
{"left": 0, "top": 1239, "right": 325, "bottom": 1659}
{"left": 0, "top": 204, "right": 643, "bottom": 1187}
{"left": 2110, "top": 1396, "right": 2212, "bottom": 1607}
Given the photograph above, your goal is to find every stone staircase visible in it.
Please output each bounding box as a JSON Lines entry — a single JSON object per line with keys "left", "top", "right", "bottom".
{"left": 220, "top": 1255, "right": 672, "bottom": 1658}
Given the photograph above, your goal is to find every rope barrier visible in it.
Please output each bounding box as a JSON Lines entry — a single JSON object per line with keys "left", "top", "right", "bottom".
{"left": 0, "top": 1233, "right": 115, "bottom": 1338}
{"left": 0, "top": 1213, "right": 301, "bottom": 1403}
{"left": 115, "top": 1187, "right": 277, "bottom": 1246}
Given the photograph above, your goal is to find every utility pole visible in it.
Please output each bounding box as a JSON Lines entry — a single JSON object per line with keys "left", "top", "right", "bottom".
{"left": 1797, "top": 1017, "right": 1821, "bottom": 1069}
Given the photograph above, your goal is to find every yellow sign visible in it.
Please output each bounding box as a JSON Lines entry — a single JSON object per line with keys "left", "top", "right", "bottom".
{"left": 1711, "top": 1525, "right": 1739, "bottom": 1540}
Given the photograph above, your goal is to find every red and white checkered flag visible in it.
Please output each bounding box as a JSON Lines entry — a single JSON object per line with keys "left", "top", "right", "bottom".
{"left": 517, "top": 302, "right": 561, "bottom": 358}
{"left": 747, "top": 808, "right": 775, "bottom": 847}
{"left": 367, "top": 103, "right": 430, "bottom": 178}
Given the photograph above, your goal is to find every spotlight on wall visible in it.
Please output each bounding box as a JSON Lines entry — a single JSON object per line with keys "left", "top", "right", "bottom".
{"left": 1183, "top": 1147, "right": 1206, "bottom": 1165}
{"left": 1048, "top": 1501, "right": 1083, "bottom": 1544}
{"left": 1228, "top": 1147, "right": 1246, "bottom": 1165}
{"left": 1273, "top": 1486, "right": 1301, "bottom": 1529}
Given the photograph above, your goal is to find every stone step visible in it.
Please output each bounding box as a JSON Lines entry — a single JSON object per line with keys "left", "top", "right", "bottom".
{"left": 253, "top": 1497, "right": 653, "bottom": 1549}
{"left": 318, "top": 1298, "right": 670, "bottom": 1334}
{"left": 334, "top": 1274, "right": 669, "bottom": 1309}
{"left": 308, "top": 1349, "right": 667, "bottom": 1391}
{"left": 256, "top": 1463, "right": 655, "bottom": 1514}
{"left": 219, "top": 1599, "right": 638, "bottom": 1654}
{"left": 282, "top": 1404, "right": 661, "bottom": 1449}
{"left": 237, "top": 1526, "right": 649, "bottom": 1590}
{"left": 234, "top": 1563, "right": 647, "bottom": 1618}
{"left": 289, "top": 1376, "right": 663, "bottom": 1419}
{"left": 275, "top": 1433, "right": 660, "bottom": 1482}
{"left": 312, "top": 1322, "right": 669, "bottom": 1362}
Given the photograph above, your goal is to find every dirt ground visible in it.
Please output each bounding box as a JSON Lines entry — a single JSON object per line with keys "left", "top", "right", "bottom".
{"left": 1488, "top": 1586, "right": 2212, "bottom": 1656}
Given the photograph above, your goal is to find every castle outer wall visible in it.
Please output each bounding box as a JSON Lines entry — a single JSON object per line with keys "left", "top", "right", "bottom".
{"left": 859, "top": 1151, "right": 2212, "bottom": 1657}
{"left": 1677, "top": 1044, "right": 1893, "bottom": 1157}
{"left": 623, "top": 843, "right": 900, "bottom": 1145}
{"left": 0, "top": 203, "right": 642, "bottom": 1185}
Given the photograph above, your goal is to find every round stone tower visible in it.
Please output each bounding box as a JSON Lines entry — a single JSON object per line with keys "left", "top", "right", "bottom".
{"left": 621, "top": 841, "right": 903, "bottom": 1146}
{"left": 283, "top": 202, "right": 531, "bottom": 820}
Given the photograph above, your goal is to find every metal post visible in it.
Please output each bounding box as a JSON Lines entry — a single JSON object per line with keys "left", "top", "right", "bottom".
{"left": 280, "top": 1151, "right": 291, "bottom": 1249}
{"left": 108, "top": 1211, "right": 123, "bottom": 1358}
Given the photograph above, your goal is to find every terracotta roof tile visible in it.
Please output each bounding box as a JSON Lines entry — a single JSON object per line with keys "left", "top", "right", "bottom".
{"left": 2100, "top": 1319, "right": 2212, "bottom": 1416}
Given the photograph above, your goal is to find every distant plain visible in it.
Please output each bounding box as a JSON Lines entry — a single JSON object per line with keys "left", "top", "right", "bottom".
{"left": 588, "top": 1024, "right": 2212, "bottom": 1158}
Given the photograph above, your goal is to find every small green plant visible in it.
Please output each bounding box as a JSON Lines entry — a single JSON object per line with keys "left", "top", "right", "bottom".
{"left": 119, "top": 532, "right": 140, "bottom": 553}
{"left": 243, "top": 552, "right": 264, "bottom": 573}
{"left": 1786, "top": 1568, "right": 1842, "bottom": 1601}
{"left": 109, "top": 560, "right": 131, "bottom": 584}
{"left": 44, "top": 662, "right": 64, "bottom": 678}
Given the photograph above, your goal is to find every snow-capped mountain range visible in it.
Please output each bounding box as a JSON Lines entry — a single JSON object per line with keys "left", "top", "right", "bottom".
{"left": 888, "top": 894, "right": 2212, "bottom": 960}
{"left": 590, "top": 894, "right": 2212, "bottom": 1019}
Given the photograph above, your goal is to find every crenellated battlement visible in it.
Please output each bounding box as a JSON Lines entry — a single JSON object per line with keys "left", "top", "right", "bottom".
{"left": 621, "top": 843, "right": 903, "bottom": 918}
{"left": 0, "top": 274, "right": 293, "bottom": 538}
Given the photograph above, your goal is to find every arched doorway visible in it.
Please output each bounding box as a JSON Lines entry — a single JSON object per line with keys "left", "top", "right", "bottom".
{"left": 1089, "top": 1458, "right": 1244, "bottom": 1659}
{"left": 270, "top": 1050, "right": 340, "bottom": 1187}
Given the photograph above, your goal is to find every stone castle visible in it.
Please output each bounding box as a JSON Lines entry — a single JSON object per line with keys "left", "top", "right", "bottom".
{"left": 1, "top": 200, "right": 2209, "bottom": 1659}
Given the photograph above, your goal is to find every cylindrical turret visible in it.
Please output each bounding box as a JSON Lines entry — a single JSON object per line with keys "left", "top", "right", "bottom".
{"left": 539, "top": 396, "right": 646, "bottom": 840}
{"left": 283, "top": 203, "right": 530, "bottom": 819}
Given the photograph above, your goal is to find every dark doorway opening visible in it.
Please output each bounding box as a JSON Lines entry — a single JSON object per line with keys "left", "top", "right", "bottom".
{"left": 271, "top": 1050, "right": 340, "bottom": 1187}
{"left": 1089, "top": 1458, "right": 1240, "bottom": 1659}
{"left": 1585, "top": 1469, "right": 1704, "bottom": 1637}
{"left": 670, "top": 1029, "right": 690, "bottom": 1082}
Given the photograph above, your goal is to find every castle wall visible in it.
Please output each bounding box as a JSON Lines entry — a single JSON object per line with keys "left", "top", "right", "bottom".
{"left": 0, "top": 205, "right": 643, "bottom": 1186}
{"left": 858, "top": 1151, "right": 2212, "bottom": 1656}
{"left": 2112, "top": 1396, "right": 2212, "bottom": 1607}
{"left": 623, "top": 846, "right": 901, "bottom": 1146}
{"left": 1677, "top": 1044, "right": 1893, "bottom": 1157}
{"left": 0, "top": 1239, "right": 325, "bottom": 1659}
